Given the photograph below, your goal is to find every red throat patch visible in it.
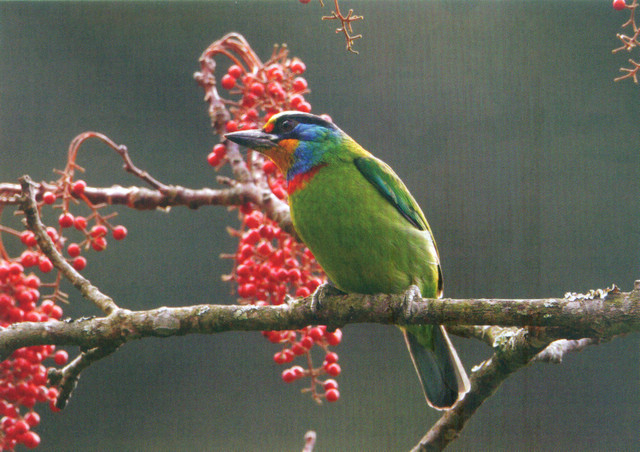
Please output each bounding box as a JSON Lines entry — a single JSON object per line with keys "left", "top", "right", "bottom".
{"left": 286, "top": 164, "right": 326, "bottom": 194}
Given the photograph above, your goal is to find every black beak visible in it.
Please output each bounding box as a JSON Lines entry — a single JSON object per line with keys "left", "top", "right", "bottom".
{"left": 224, "top": 129, "right": 278, "bottom": 149}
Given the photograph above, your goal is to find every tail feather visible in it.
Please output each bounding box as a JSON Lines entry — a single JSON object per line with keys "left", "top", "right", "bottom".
{"left": 402, "top": 325, "right": 470, "bottom": 410}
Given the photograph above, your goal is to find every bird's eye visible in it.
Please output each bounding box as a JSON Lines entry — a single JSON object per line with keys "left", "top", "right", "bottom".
{"left": 279, "top": 119, "right": 296, "bottom": 133}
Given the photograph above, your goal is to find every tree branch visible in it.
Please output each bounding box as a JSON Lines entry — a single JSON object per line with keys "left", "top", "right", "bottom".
{"left": 0, "top": 284, "right": 637, "bottom": 359}
{"left": 1, "top": 175, "right": 295, "bottom": 236}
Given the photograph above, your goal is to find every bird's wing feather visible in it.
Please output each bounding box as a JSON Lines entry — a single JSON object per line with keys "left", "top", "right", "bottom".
{"left": 353, "top": 156, "right": 429, "bottom": 231}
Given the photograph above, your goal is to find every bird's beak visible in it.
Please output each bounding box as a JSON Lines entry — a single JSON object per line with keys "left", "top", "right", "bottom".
{"left": 224, "top": 129, "right": 278, "bottom": 150}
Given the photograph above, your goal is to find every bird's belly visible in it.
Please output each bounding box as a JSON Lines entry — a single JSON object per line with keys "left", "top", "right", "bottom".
{"left": 289, "top": 168, "right": 440, "bottom": 297}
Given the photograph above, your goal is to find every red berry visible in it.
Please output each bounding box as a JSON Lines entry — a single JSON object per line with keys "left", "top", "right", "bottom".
{"left": 221, "top": 74, "right": 236, "bottom": 90}
{"left": 324, "top": 351, "right": 339, "bottom": 364}
{"left": 325, "top": 388, "right": 340, "bottom": 402}
{"left": 264, "top": 331, "right": 283, "bottom": 343}
{"left": 24, "top": 275, "right": 40, "bottom": 288}
{"left": 24, "top": 412, "right": 40, "bottom": 428}
{"left": 267, "top": 82, "right": 286, "bottom": 100}
{"left": 296, "top": 101, "right": 312, "bottom": 113}
{"left": 20, "top": 251, "right": 38, "bottom": 268}
{"left": 72, "top": 256, "right": 87, "bottom": 271}
{"left": 257, "top": 241, "right": 273, "bottom": 256}
{"left": 299, "top": 335, "right": 313, "bottom": 349}
{"left": 282, "top": 368, "right": 297, "bottom": 383}
{"left": 238, "top": 282, "right": 257, "bottom": 298}
{"left": 323, "top": 379, "right": 338, "bottom": 391}
{"left": 291, "top": 342, "right": 307, "bottom": 356}
{"left": 262, "top": 160, "right": 277, "bottom": 174}
{"left": 72, "top": 180, "right": 87, "bottom": 196}
{"left": 42, "top": 191, "right": 56, "bottom": 204}
{"left": 267, "top": 65, "right": 284, "bottom": 81}
{"left": 290, "top": 59, "right": 306, "bottom": 74}
{"left": 242, "top": 229, "right": 261, "bottom": 245}
{"left": 250, "top": 82, "right": 265, "bottom": 96}
{"left": 58, "top": 212, "right": 74, "bottom": 228}
{"left": 50, "top": 305, "right": 63, "bottom": 320}
{"left": 92, "top": 236, "right": 107, "bottom": 252}
{"left": 225, "top": 120, "right": 238, "bottom": 133}
{"left": 273, "top": 350, "right": 291, "bottom": 364}
{"left": 290, "top": 94, "right": 304, "bottom": 109}
{"left": 299, "top": 0, "right": 312, "bottom": 4}
{"left": 90, "top": 224, "right": 107, "bottom": 237}
{"left": 19, "top": 431, "right": 40, "bottom": 449}
{"left": 53, "top": 350, "right": 69, "bottom": 365}
{"left": 67, "top": 243, "right": 81, "bottom": 257}
{"left": 241, "top": 93, "right": 257, "bottom": 108}
{"left": 272, "top": 186, "right": 287, "bottom": 200}
{"left": 112, "top": 225, "right": 127, "bottom": 240}
{"left": 38, "top": 258, "right": 53, "bottom": 273}
{"left": 324, "top": 362, "right": 341, "bottom": 377}
{"left": 326, "top": 329, "right": 342, "bottom": 346}
{"left": 613, "top": 0, "right": 626, "bottom": 10}
{"left": 293, "top": 77, "right": 308, "bottom": 92}
{"left": 258, "top": 224, "right": 275, "bottom": 239}
{"left": 295, "top": 286, "right": 311, "bottom": 297}
{"left": 213, "top": 143, "right": 227, "bottom": 156}
{"left": 207, "top": 151, "right": 222, "bottom": 167}
{"left": 291, "top": 365, "right": 305, "bottom": 377}
{"left": 24, "top": 311, "right": 40, "bottom": 322}
{"left": 237, "top": 244, "right": 254, "bottom": 261}
{"left": 244, "top": 212, "right": 262, "bottom": 229}
{"left": 12, "top": 419, "right": 29, "bottom": 435}
{"left": 308, "top": 327, "right": 324, "bottom": 342}
{"left": 228, "top": 64, "right": 243, "bottom": 79}
{"left": 73, "top": 216, "right": 88, "bottom": 230}
{"left": 20, "top": 231, "right": 37, "bottom": 247}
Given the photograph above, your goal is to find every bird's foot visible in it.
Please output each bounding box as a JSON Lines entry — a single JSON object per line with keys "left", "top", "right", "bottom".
{"left": 401, "top": 285, "right": 423, "bottom": 322}
{"left": 310, "top": 282, "right": 344, "bottom": 313}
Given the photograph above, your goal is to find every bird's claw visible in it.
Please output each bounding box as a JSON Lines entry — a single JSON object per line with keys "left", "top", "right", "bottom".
{"left": 401, "top": 285, "right": 423, "bottom": 321}
{"left": 310, "top": 282, "right": 344, "bottom": 313}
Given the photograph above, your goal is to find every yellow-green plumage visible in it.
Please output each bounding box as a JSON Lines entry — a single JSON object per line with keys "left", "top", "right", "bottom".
{"left": 226, "top": 111, "right": 469, "bottom": 409}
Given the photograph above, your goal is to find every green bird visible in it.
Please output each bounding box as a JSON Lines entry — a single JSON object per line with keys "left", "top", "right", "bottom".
{"left": 226, "top": 111, "right": 469, "bottom": 409}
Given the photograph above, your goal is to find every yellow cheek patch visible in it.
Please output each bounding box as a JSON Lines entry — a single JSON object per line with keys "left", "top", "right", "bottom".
{"left": 278, "top": 139, "right": 299, "bottom": 153}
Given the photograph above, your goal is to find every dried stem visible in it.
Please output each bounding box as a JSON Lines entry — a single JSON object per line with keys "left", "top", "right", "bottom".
{"left": 321, "top": 0, "right": 363, "bottom": 53}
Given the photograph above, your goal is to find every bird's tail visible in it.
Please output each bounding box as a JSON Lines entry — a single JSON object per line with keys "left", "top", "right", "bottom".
{"left": 402, "top": 324, "right": 470, "bottom": 410}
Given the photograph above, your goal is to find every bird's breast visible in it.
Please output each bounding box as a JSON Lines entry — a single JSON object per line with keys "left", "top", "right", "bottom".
{"left": 289, "top": 164, "right": 440, "bottom": 297}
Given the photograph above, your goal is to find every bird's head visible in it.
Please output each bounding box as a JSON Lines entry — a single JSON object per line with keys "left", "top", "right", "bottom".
{"left": 224, "top": 111, "right": 345, "bottom": 181}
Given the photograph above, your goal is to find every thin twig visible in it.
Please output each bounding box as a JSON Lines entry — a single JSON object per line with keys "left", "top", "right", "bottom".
{"left": 48, "top": 344, "right": 121, "bottom": 409}
{"left": 19, "top": 175, "right": 119, "bottom": 314}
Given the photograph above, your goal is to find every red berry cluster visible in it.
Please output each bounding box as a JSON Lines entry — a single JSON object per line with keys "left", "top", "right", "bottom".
{"left": 28, "top": 179, "right": 128, "bottom": 279}
{"left": 231, "top": 205, "right": 341, "bottom": 403}
{"left": 0, "top": 260, "right": 69, "bottom": 449}
{"left": 214, "top": 56, "right": 309, "bottom": 138}
{"left": 198, "top": 38, "right": 342, "bottom": 403}
{"left": 0, "top": 150, "right": 131, "bottom": 448}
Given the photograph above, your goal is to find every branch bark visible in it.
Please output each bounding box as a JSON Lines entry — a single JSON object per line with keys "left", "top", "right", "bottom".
{"left": 0, "top": 285, "right": 637, "bottom": 359}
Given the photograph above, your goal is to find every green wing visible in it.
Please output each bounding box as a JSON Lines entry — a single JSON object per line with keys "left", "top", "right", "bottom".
{"left": 354, "top": 156, "right": 443, "bottom": 296}
{"left": 354, "top": 156, "right": 429, "bottom": 231}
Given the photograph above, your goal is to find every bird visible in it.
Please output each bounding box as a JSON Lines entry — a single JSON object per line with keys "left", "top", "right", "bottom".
{"left": 225, "top": 111, "right": 469, "bottom": 409}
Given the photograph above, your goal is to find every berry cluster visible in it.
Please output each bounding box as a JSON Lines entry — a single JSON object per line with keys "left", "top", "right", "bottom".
{"left": 197, "top": 35, "right": 341, "bottom": 403}
{"left": 230, "top": 205, "right": 342, "bottom": 402}
{"left": 0, "top": 136, "right": 130, "bottom": 449}
{"left": 217, "top": 58, "right": 309, "bottom": 138}
{"left": 0, "top": 260, "right": 69, "bottom": 449}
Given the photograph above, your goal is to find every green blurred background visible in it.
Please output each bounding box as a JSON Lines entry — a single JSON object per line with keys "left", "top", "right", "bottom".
{"left": 1, "top": 1, "right": 639, "bottom": 450}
